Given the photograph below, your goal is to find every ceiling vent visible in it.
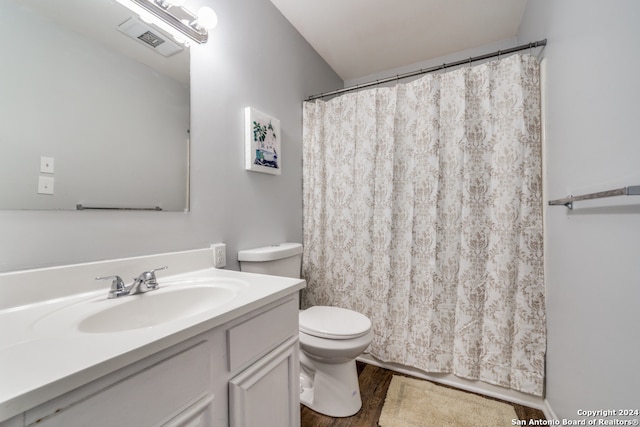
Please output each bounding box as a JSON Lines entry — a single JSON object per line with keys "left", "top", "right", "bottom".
{"left": 117, "top": 17, "right": 183, "bottom": 57}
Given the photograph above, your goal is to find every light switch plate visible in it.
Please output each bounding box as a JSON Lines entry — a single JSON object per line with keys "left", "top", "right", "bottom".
{"left": 38, "top": 176, "right": 54, "bottom": 195}
{"left": 40, "top": 156, "right": 55, "bottom": 174}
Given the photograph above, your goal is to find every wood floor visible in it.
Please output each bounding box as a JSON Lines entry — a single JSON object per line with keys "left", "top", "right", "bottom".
{"left": 300, "top": 362, "right": 546, "bottom": 427}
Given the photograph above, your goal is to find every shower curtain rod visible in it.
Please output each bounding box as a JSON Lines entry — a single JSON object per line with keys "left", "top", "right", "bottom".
{"left": 307, "top": 39, "right": 547, "bottom": 101}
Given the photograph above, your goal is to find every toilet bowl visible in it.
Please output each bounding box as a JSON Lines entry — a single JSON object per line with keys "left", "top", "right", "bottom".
{"left": 298, "top": 306, "right": 372, "bottom": 417}
{"left": 237, "top": 243, "right": 373, "bottom": 417}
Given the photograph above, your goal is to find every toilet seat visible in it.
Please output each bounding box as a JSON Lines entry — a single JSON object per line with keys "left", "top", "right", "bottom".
{"left": 299, "top": 306, "right": 371, "bottom": 340}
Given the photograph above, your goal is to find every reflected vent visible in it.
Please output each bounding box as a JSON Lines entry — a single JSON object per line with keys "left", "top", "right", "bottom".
{"left": 117, "top": 17, "right": 183, "bottom": 57}
{"left": 138, "top": 30, "right": 165, "bottom": 48}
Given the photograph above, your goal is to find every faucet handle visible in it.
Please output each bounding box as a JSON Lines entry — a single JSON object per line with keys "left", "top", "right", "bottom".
{"left": 136, "top": 266, "right": 168, "bottom": 290}
{"left": 96, "top": 275, "right": 127, "bottom": 299}
{"left": 149, "top": 266, "right": 168, "bottom": 275}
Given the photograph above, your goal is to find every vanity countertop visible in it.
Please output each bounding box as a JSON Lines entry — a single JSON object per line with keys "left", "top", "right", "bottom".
{"left": 0, "top": 266, "right": 305, "bottom": 422}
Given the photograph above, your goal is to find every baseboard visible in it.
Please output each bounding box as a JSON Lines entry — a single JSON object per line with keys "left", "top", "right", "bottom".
{"left": 357, "top": 354, "right": 546, "bottom": 411}
{"left": 542, "top": 398, "right": 558, "bottom": 421}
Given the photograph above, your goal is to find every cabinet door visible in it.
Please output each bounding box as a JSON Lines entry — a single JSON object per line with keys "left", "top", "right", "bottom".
{"left": 229, "top": 336, "right": 300, "bottom": 427}
{"left": 28, "top": 342, "right": 213, "bottom": 427}
{"left": 162, "top": 393, "right": 214, "bottom": 427}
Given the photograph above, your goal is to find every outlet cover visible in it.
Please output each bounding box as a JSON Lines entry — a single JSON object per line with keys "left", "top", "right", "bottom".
{"left": 212, "top": 243, "right": 226, "bottom": 268}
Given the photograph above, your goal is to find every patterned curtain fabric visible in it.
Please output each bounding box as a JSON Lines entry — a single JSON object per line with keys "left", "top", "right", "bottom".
{"left": 302, "top": 54, "right": 545, "bottom": 396}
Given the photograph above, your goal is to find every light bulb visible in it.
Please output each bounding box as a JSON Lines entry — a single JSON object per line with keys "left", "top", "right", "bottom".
{"left": 196, "top": 6, "right": 217, "bottom": 30}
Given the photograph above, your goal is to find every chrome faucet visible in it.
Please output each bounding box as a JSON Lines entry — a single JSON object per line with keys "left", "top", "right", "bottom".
{"left": 96, "top": 266, "right": 167, "bottom": 299}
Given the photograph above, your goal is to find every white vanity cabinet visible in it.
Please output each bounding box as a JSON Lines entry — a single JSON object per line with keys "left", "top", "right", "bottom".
{"left": 6, "top": 294, "right": 300, "bottom": 427}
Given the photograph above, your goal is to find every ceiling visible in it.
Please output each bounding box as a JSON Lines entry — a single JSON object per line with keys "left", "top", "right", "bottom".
{"left": 270, "top": 0, "right": 528, "bottom": 82}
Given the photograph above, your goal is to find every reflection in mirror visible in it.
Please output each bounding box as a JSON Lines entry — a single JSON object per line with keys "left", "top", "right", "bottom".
{"left": 0, "top": 0, "right": 190, "bottom": 211}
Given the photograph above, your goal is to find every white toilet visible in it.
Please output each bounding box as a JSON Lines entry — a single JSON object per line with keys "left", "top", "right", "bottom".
{"left": 238, "top": 243, "right": 373, "bottom": 418}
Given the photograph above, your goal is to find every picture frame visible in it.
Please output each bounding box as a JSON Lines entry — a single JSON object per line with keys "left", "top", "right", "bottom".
{"left": 244, "top": 107, "right": 281, "bottom": 175}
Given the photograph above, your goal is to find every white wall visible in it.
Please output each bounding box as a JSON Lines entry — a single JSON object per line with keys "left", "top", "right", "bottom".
{"left": 0, "top": 0, "right": 342, "bottom": 272}
{"left": 518, "top": 0, "right": 640, "bottom": 420}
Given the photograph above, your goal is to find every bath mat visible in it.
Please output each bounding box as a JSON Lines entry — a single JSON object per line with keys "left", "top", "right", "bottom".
{"left": 379, "top": 375, "right": 517, "bottom": 427}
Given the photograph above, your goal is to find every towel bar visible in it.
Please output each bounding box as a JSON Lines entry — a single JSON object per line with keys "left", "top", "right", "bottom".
{"left": 548, "top": 185, "right": 640, "bottom": 209}
{"left": 76, "top": 204, "right": 162, "bottom": 211}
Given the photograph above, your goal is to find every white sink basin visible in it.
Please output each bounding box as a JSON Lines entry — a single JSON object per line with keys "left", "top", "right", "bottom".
{"left": 32, "top": 278, "right": 249, "bottom": 335}
{"left": 79, "top": 285, "right": 237, "bottom": 333}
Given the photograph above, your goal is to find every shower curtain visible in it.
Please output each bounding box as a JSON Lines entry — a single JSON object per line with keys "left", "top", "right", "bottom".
{"left": 302, "top": 54, "right": 545, "bottom": 396}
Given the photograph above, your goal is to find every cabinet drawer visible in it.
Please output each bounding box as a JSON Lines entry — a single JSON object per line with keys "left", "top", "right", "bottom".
{"left": 227, "top": 297, "right": 298, "bottom": 372}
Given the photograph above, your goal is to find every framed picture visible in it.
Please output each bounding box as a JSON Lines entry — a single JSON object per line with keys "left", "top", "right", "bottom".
{"left": 244, "top": 107, "right": 281, "bottom": 175}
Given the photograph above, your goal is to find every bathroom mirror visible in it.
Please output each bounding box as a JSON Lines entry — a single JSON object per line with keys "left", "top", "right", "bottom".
{"left": 0, "top": 0, "right": 190, "bottom": 211}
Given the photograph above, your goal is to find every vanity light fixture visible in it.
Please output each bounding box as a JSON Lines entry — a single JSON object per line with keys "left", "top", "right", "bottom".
{"left": 120, "top": 0, "right": 217, "bottom": 44}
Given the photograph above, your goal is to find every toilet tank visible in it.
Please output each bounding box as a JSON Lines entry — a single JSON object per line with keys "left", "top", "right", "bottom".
{"left": 237, "top": 243, "right": 302, "bottom": 279}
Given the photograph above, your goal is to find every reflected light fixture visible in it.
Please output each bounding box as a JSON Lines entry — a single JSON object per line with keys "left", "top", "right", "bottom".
{"left": 121, "top": 0, "right": 217, "bottom": 44}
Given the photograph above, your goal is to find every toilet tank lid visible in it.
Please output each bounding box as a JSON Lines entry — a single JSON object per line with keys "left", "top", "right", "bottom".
{"left": 237, "top": 243, "right": 302, "bottom": 262}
